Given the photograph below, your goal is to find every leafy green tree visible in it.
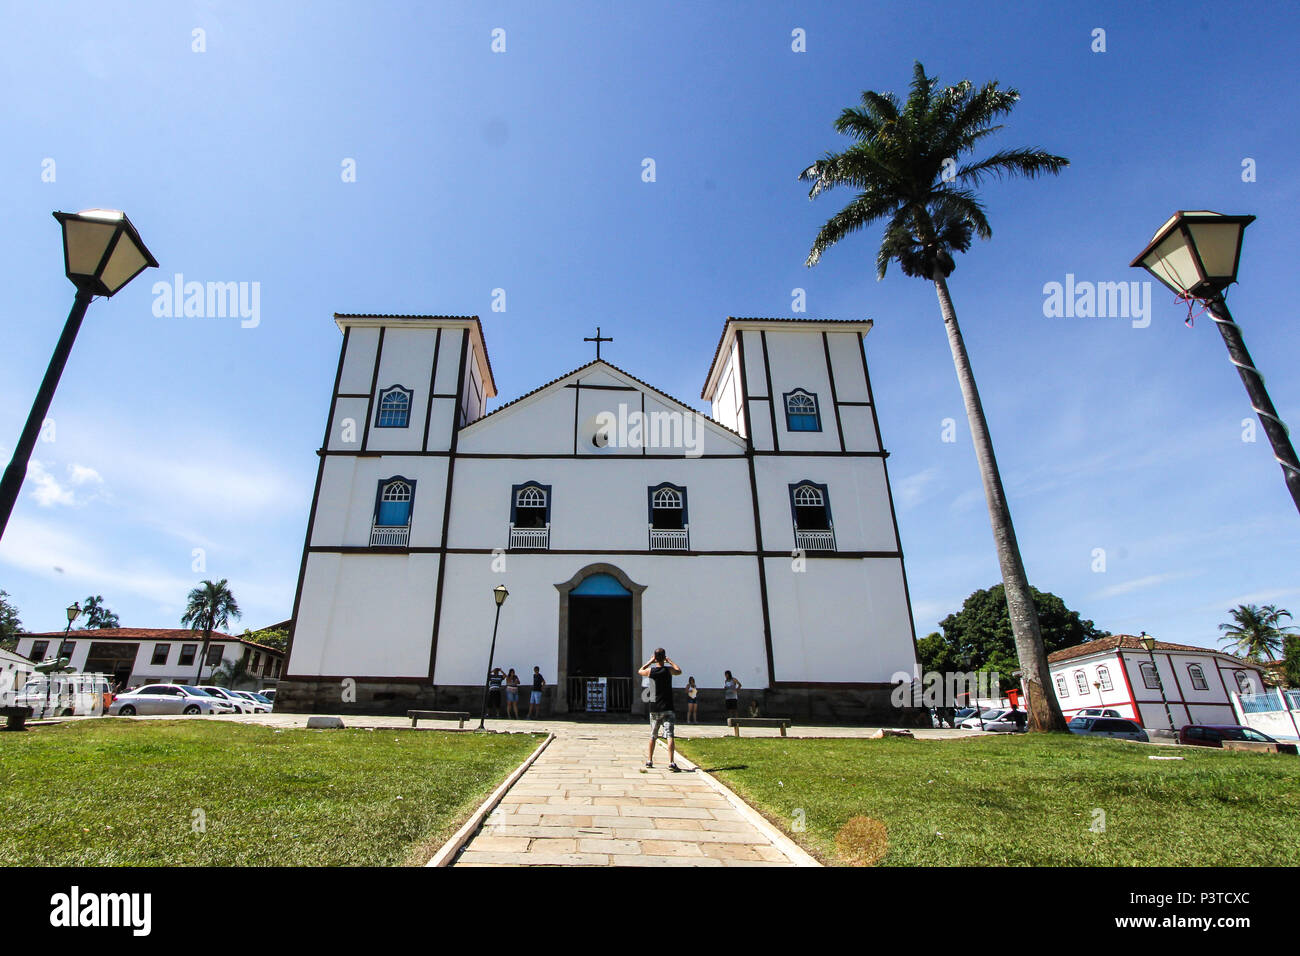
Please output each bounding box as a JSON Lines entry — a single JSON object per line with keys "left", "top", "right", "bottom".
{"left": 923, "top": 585, "right": 1108, "bottom": 692}
{"left": 242, "top": 627, "right": 288, "bottom": 653}
{"left": 207, "top": 657, "right": 251, "bottom": 690}
{"left": 1218, "top": 604, "right": 1295, "bottom": 661}
{"left": 800, "top": 62, "right": 1069, "bottom": 730}
{"left": 1283, "top": 634, "right": 1300, "bottom": 688}
{"left": 181, "top": 579, "right": 241, "bottom": 684}
{"left": 0, "top": 589, "right": 22, "bottom": 652}
{"left": 81, "top": 595, "right": 120, "bottom": 629}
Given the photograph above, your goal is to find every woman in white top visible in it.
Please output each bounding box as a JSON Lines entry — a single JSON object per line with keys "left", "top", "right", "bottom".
{"left": 686, "top": 676, "right": 699, "bottom": 723}
{"left": 723, "top": 670, "right": 742, "bottom": 722}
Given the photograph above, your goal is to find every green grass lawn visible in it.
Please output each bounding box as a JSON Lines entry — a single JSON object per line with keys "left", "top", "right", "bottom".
{"left": 678, "top": 734, "right": 1300, "bottom": 866}
{"left": 0, "top": 719, "right": 542, "bottom": 866}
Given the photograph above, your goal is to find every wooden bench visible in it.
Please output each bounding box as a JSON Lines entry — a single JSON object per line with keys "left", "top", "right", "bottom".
{"left": 727, "top": 717, "right": 793, "bottom": 737}
{"left": 408, "top": 710, "right": 471, "bottom": 729}
{"left": 1, "top": 706, "right": 33, "bottom": 732}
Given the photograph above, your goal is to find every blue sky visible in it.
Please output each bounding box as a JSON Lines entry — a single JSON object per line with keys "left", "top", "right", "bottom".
{"left": 1, "top": 1, "right": 1297, "bottom": 648}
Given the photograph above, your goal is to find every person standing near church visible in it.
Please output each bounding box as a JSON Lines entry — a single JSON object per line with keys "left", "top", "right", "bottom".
{"left": 640, "top": 647, "right": 682, "bottom": 771}
{"left": 528, "top": 666, "right": 546, "bottom": 718}
{"left": 685, "top": 676, "right": 699, "bottom": 723}
{"left": 505, "top": 668, "right": 521, "bottom": 718}
{"left": 487, "top": 667, "right": 505, "bottom": 717}
{"left": 723, "top": 670, "right": 742, "bottom": 722}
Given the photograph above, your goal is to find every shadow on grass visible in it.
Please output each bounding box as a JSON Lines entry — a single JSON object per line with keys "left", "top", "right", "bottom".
{"left": 702, "top": 765, "right": 750, "bottom": 772}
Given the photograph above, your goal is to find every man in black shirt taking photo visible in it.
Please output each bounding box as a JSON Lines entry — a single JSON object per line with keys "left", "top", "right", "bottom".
{"left": 639, "top": 647, "right": 682, "bottom": 771}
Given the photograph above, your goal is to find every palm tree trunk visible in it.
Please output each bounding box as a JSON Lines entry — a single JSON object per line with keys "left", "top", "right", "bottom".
{"left": 933, "top": 274, "right": 1067, "bottom": 731}
{"left": 195, "top": 627, "right": 211, "bottom": 684}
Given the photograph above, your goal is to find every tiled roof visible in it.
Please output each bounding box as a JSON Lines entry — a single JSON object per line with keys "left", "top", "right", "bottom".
{"left": 1048, "top": 633, "right": 1258, "bottom": 667}
{"left": 701, "top": 316, "right": 874, "bottom": 398}
{"left": 21, "top": 628, "right": 285, "bottom": 656}
{"left": 466, "top": 359, "right": 742, "bottom": 438}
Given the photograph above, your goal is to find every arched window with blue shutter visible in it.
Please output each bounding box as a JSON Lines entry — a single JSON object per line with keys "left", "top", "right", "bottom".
{"left": 374, "top": 477, "right": 415, "bottom": 527}
{"left": 783, "top": 389, "right": 821, "bottom": 432}
{"left": 376, "top": 386, "right": 413, "bottom": 428}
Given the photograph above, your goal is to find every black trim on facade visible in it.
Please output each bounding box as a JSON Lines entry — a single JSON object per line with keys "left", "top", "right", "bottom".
{"left": 359, "top": 327, "right": 385, "bottom": 453}
{"left": 305, "top": 545, "right": 904, "bottom": 559}
{"left": 760, "top": 331, "right": 780, "bottom": 452}
{"left": 738, "top": 331, "right": 777, "bottom": 686}
{"left": 428, "top": 329, "right": 470, "bottom": 680}
{"left": 421, "top": 328, "right": 442, "bottom": 452}
{"left": 822, "top": 333, "right": 847, "bottom": 452}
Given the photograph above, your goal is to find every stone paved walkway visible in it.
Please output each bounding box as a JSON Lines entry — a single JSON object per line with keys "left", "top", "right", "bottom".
{"left": 451, "top": 727, "right": 798, "bottom": 867}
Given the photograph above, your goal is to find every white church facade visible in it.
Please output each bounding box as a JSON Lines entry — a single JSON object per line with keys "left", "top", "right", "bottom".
{"left": 278, "top": 314, "right": 922, "bottom": 721}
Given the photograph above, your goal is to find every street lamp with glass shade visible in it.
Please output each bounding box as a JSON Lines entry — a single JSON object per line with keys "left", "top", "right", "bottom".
{"left": 1131, "top": 211, "right": 1300, "bottom": 516}
{"left": 478, "top": 585, "right": 510, "bottom": 730}
{"left": 1137, "top": 631, "right": 1176, "bottom": 732}
{"left": 0, "top": 210, "right": 158, "bottom": 541}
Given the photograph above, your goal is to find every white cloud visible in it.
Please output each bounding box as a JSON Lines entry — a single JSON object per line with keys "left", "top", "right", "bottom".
{"left": 896, "top": 467, "right": 940, "bottom": 510}
{"left": 1091, "top": 570, "right": 1203, "bottom": 600}
{"left": 27, "top": 461, "right": 75, "bottom": 507}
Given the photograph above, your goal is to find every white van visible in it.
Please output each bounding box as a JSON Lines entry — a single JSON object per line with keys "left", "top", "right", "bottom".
{"left": 16, "top": 673, "right": 113, "bottom": 718}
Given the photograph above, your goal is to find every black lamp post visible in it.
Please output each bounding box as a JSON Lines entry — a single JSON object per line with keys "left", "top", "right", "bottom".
{"left": 1131, "top": 211, "right": 1300, "bottom": 516}
{"left": 0, "top": 210, "right": 158, "bottom": 541}
{"left": 1138, "top": 631, "right": 1176, "bottom": 732}
{"left": 477, "top": 585, "right": 509, "bottom": 730}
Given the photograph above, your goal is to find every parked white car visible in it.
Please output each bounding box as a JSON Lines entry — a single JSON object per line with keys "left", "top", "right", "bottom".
{"left": 232, "top": 690, "right": 272, "bottom": 713}
{"left": 959, "top": 708, "right": 1027, "bottom": 732}
{"left": 198, "top": 685, "right": 255, "bottom": 713}
{"left": 109, "top": 684, "right": 226, "bottom": 716}
{"left": 1075, "top": 708, "right": 1124, "bottom": 719}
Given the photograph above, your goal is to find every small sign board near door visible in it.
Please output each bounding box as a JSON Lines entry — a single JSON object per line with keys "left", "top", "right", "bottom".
{"left": 586, "top": 677, "right": 607, "bottom": 713}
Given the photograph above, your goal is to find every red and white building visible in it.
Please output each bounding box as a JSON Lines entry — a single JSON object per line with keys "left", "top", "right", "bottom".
{"left": 13, "top": 628, "right": 284, "bottom": 691}
{"left": 1047, "top": 634, "right": 1267, "bottom": 730}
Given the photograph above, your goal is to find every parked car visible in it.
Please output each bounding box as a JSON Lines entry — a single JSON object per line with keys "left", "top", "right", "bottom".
{"left": 260, "top": 688, "right": 276, "bottom": 704}
{"left": 951, "top": 707, "right": 978, "bottom": 725}
{"left": 1068, "top": 716, "right": 1149, "bottom": 742}
{"left": 232, "top": 690, "right": 272, "bottom": 713}
{"left": 1178, "top": 724, "right": 1281, "bottom": 748}
{"left": 109, "top": 684, "right": 225, "bottom": 716}
{"left": 959, "top": 708, "right": 1026, "bottom": 732}
{"left": 197, "top": 685, "right": 255, "bottom": 713}
{"left": 1075, "top": 708, "right": 1123, "bottom": 719}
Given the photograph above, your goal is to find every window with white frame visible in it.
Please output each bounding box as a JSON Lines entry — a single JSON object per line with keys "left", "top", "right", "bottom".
{"left": 1055, "top": 675, "right": 1069, "bottom": 698}
{"left": 375, "top": 386, "right": 413, "bottom": 428}
{"left": 375, "top": 478, "right": 414, "bottom": 526}
{"left": 1140, "top": 661, "right": 1161, "bottom": 690}
{"left": 1187, "top": 663, "right": 1208, "bottom": 691}
{"left": 783, "top": 389, "right": 821, "bottom": 432}
{"left": 1074, "top": 670, "right": 1090, "bottom": 695}
{"left": 648, "top": 484, "right": 686, "bottom": 530}
{"left": 1234, "top": 670, "right": 1257, "bottom": 695}
{"left": 789, "top": 481, "right": 835, "bottom": 551}
{"left": 512, "top": 484, "right": 549, "bottom": 528}
{"left": 1095, "top": 664, "right": 1113, "bottom": 691}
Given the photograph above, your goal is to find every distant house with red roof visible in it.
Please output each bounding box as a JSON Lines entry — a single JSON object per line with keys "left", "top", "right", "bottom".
{"left": 13, "top": 628, "right": 284, "bottom": 690}
{"left": 1047, "top": 634, "right": 1266, "bottom": 730}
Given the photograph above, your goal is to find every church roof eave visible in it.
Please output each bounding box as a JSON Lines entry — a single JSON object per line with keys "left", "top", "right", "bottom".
{"left": 460, "top": 358, "right": 745, "bottom": 446}
{"left": 701, "top": 316, "right": 875, "bottom": 401}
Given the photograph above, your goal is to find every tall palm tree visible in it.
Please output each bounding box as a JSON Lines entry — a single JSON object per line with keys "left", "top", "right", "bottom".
{"left": 181, "top": 579, "right": 241, "bottom": 684}
{"left": 82, "top": 595, "right": 120, "bottom": 629}
{"left": 1218, "top": 604, "right": 1295, "bottom": 661}
{"left": 800, "top": 62, "right": 1070, "bottom": 731}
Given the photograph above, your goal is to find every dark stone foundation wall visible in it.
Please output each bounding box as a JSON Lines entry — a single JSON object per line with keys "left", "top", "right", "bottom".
{"left": 275, "top": 678, "right": 929, "bottom": 726}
